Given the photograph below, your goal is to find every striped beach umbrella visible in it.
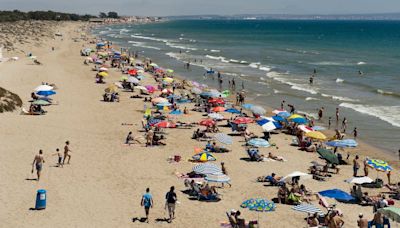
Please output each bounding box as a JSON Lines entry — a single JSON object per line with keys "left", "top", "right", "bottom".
{"left": 192, "top": 163, "right": 222, "bottom": 175}
{"left": 205, "top": 174, "right": 230, "bottom": 183}
{"left": 192, "top": 152, "right": 216, "bottom": 162}
{"left": 326, "top": 139, "right": 358, "bottom": 148}
{"left": 292, "top": 204, "right": 323, "bottom": 216}
{"left": 366, "top": 159, "right": 393, "bottom": 172}
{"left": 214, "top": 133, "right": 233, "bottom": 145}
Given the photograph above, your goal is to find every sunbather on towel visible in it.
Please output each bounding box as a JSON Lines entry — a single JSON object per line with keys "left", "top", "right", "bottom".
{"left": 268, "top": 152, "right": 285, "bottom": 162}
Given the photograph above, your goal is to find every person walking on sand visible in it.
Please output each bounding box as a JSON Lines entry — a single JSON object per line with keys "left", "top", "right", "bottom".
{"left": 63, "top": 141, "right": 72, "bottom": 164}
{"left": 165, "top": 186, "right": 177, "bottom": 223}
{"left": 281, "top": 100, "right": 285, "bottom": 110}
{"left": 328, "top": 117, "right": 332, "bottom": 129}
{"left": 387, "top": 171, "right": 391, "bottom": 185}
{"left": 52, "top": 148, "right": 63, "bottom": 168}
{"left": 357, "top": 213, "right": 368, "bottom": 228}
{"left": 353, "top": 155, "right": 360, "bottom": 177}
{"left": 32, "top": 150, "right": 45, "bottom": 181}
{"left": 141, "top": 188, "right": 153, "bottom": 223}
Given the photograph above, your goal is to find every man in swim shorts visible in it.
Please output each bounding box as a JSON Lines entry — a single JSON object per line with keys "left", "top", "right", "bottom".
{"left": 32, "top": 150, "right": 45, "bottom": 181}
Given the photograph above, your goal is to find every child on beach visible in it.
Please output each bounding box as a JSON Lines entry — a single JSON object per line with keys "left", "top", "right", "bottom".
{"left": 52, "top": 148, "right": 63, "bottom": 167}
{"left": 353, "top": 127, "right": 358, "bottom": 139}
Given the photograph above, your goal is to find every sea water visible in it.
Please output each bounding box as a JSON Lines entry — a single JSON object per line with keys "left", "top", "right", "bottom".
{"left": 92, "top": 19, "right": 400, "bottom": 154}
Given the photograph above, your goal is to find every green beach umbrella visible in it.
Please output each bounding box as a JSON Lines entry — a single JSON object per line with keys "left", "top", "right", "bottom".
{"left": 31, "top": 100, "right": 50, "bottom": 106}
{"left": 378, "top": 207, "right": 400, "bottom": 223}
{"left": 317, "top": 148, "right": 339, "bottom": 165}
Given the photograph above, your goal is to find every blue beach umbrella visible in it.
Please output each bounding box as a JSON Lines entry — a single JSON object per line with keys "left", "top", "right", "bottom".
{"left": 225, "top": 108, "right": 241, "bottom": 114}
{"left": 272, "top": 115, "right": 286, "bottom": 122}
{"left": 96, "top": 42, "right": 105, "bottom": 47}
{"left": 192, "top": 152, "right": 216, "bottom": 162}
{"left": 366, "top": 159, "right": 393, "bottom": 172}
{"left": 241, "top": 198, "right": 276, "bottom": 212}
{"left": 290, "top": 117, "right": 308, "bottom": 124}
{"left": 242, "top": 103, "right": 254, "bottom": 110}
{"left": 169, "top": 110, "right": 182, "bottom": 115}
{"left": 326, "top": 139, "right": 358, "bottom": 148}
{"left": 312, "top": 126, "right": 326, "bottom": 131}
{"left": 36, "top": 90, "right": 56, "bottom": 96}
{"left": 248, "top": 138, "right": 270, "bottom": 147}
{"left": 148, "top": 118, "right": 162, "bottom": 126}
{"left": 318, "top": 189, "right": 355, "bottom": 202}
{"left": 277, "top": 111, "right": 291, "bottom": 118}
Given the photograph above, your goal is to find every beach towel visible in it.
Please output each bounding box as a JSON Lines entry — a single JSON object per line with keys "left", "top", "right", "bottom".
{"left": 292, "top": 204, "right": 324, "bottom": 216}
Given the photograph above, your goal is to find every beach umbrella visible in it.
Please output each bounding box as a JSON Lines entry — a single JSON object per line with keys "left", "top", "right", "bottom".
{"left": 199, "top": 119, "right": 216, "bottom": 127}
{"left": 318, "top": 189, "right": 355, "bottom": 202}
{"left": 366, "top": 159, "right": 393, "bottom": 172}
{"left": 298, "top": 125, "right": 314, "bottom": 133}
{"left": 272, "top": 109, "right": 286, "bottom": 114}
{"left": 128, "top": 69, "right": 137, "bottom": 75}
{"left": 326, "top": 139, "right": 358, "bottom": 148}
{"left": 192, "top": 163, "right": 222, "bottom": 175}
{"left": 242, "top": 103, "right": 254, "bottom": 110}
{"left": 378, "top": 207, "right": 400, "bottom": 223}
{"left": 156, "top": 102, "right": 172, "bottom": 107}
{"left": 281, "top": 171, "right": 312, "bottom": 183}
{"left": 317, "top": 148, "right": 339, "bottom": 165}
{"left": 193, "top": 152, "right": 216, "bottom": 162}
{"left": 221, "top": 90, "right": 230, "bottom": 98}
{"left": 31, "top": 100, "right": 51, "bottom": 105}
{"left": 169, "top": 110, "right": 182, "bottom": 115}
{"left": 241, "top": 198, "right": 276, "bottom": 212}
{"left": 214, "top": 133, "right": 233, "bottom": 145}
{"left": 98, "top": 72, "right": 108, "bottom": 77}
{"left": 261, "top": 121, "right": 278, "bottom": 132}
{"left": 191, "top": 87, "right": 202, "bottom": 95}
{"left": 120, "top": 76, "right": 128, "bottom": 81}
{"left": 277, "top": 111, "right": 291, "bottom": 118}
{"left": 233, "top": 117, "right": 253, "bottom": 124}
{"left": 105, "top": 84, "right": 118, "bottom": 93}
{"left": 288, "top": 114, "right": 304, "bottom": 119}
{"left": 135, "top": 86, "right": 147, "bottom": 91}
{"left": 127, "top": 77, "right": 139, "bottom": 84}
{"left": 312, "top": 126, "right": 326, "bottom": 131}
{"left": 95, "top": 60, "right": 103, "bottom": 65}
{"left": 305, "top": 131, "right": 327, "bottom": 140}
{"left": 272, "top": 115, "right": 286, "bottom": 122}
{"left": 148, "top": 118, "right": 162, "bottom": 126}
{"left": 248, "top": 138, "right": 270, "bottom": 148}
{"left": 99, "top": 67, "right": 108, "bottom": 72}
{"left": 292, "top": 204, "right": 324, "bottom": 216}
{"left": 291, "top": 117, "right": 308, "bottom": 124}
{"left": 200, "top": 91, "right": 221, "bottom": 98}
{"left": 149, "top": 63, "right": 158, "bottom": 67}
{"left": 212, "top": 106, "right": 226, "bottom": 112}
{"left": 167, "top": 94, "right": 181, "bottom": 99}
{"left": 250, "top": 105, "right": 266, "bottom": 115}
{"left": 166, "top": 69, "right": 174, "bottom": 74}
{"left": 36, "top": 90, "right": 56, "bottom": 96}
{"left": 208, "top": 98, "right": 225, "bottom": 105}
{"left": 155, "top": 121, "right": 176, "bottom": 128}
{"left": 163, "top": 77, "right": 174, "bottom": 83}
{"left": 205, "top": 174, "right": 230, "bottom": 183}
{"left": 145, "top": 85, "right": 156, "bottom": 93}
{"left": 34, "top": 85, "right": 53, "bottom": 92}
{"left": 225, "top": 108, "right": 241, "bottom": 114}
{"left": 96, "top": 42, "right": 105, "bottom": 47}
{"left": 345, "top": 176, "right": 374, "bottom": 185}
{"left": 208, "top": 113, "right": 224, "bottom": 120}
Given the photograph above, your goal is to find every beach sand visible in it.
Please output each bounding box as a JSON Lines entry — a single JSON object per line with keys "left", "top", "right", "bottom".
{"left": 0, "top": 21, "right": 398, "bottom": 227}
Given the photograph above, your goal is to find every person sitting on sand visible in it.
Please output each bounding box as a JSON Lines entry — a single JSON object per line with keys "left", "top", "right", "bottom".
{"left": 31, "top": 92, "right": 39, "bottom": 101}
{"left": 263, "top": 173, "right": 282, "bottom": 185}
{"left": 125, "top": 131, "right": 141, "bottom": 145}
{"left": 277, "top": 183, "right": 289, "bottom": 204}
{"left": 268, "top": 152, "right": 284, "bottom": 161}
{"left": 247, "top": 148, "right": 264, "bottom": 161}
{"left": 308, "top": 212, "right": 320, "bottom": 227}
{"left": 243, "top": 129, "right": 257, "bottom": 141}
{"left": 183, "top": 107, "right": 189, "bottom": 114}
{"left": 103, "top": 93, "right": 110, "bottom": 102}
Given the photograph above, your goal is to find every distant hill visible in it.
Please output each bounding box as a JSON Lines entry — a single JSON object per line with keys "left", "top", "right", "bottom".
{"left": 0, "top": 87, "right": 22, "bottom": 113}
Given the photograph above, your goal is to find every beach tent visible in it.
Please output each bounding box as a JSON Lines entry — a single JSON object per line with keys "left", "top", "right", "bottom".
{"left": 345, "top": 176, "right": 374, "bottom": 185}
{"left": 241, "top": 198, "right": 276, "bottom": 212}
{"left": 205, "top": 174, "right": 230, "bottom": 183}
{"left": 247, "top": 138, "right": 270, "bottom": 148}
{"left": 318, "top": 189, "right": 355, "bottom": 202}
{"left": 281, "top": 171, "right": 311, "bottom": 183}
{"left": 214, "top": 133, "right": 233, "bottom": 145}
{"left": 317, "top": 148, "right": 339, "bottom": 165}
{"left": 192, "top": 163, "right": 222, "bottom": 175}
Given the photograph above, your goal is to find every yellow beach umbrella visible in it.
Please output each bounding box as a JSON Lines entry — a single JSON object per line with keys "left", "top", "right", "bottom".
{"left": 120, "top": 76, "right": 128, "bottom": 81}
{"left": 163, "top": 77, "right": 174, "bottom": 83}
{"left": 288, "top": 114, "right": 304, "bottom": 119}
{"left": 105, "top": 84, "right": 118, "bottom": 93}
{"left": 305, "top": 131, "right": 327, "bottom": 140}
{"left": 98, "top": 72, "right": 108, "bottom": 77}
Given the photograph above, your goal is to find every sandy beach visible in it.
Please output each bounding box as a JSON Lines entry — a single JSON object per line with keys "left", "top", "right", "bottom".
{"left": 1, "top": 21, "right": 399, "bottom": 228}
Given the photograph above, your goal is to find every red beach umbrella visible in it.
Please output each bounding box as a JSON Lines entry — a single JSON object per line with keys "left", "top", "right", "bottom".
{"left": 155, "top": 121, "right": 176, "bottom": 128}
{"left": 199, "top": 119, "right": 216, "bottom": 127}
{"left": 233, "top": 117, "right": 253, "bottom": 124}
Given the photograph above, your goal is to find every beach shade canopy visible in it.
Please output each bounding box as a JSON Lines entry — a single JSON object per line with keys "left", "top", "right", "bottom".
{"left": 127, "top": 77, "right": 139, "bottom": 84}
{"left": 36, "top": 90, "right": 56, "bottom": 96}
{"left": 145, "top": 85, "right": 156, "bottom": 93}
{"left": 298, "top": 125, "right": 314, "bottom": 133}
{"left": 292, "top": 204, "right": 324, "bottom": 216}
{"left": 305, "top": 131, "right": 327, "bottom": 140}
{"left": 192, "top": 163, "right": 222, "bottom": 175}
{"left": 326, "top": 139, "right": 358, "bottom": 148}
{"left": 205, "top": 174, "right": 230, "bottom": 183}
{"left": 317, "top": 148, "right": 339, "bottom": 165}
{"left": 155, "top": 121, "right": 176, "bottom": 128}
{"left": 272, "top": 115, "right": 286, "bottom": 122}
{"left": 345, "top": 176, "right": 374, "bottom": 185}
{"left": 366, "top": 159, "right": 393, "bottom": 172}
{"left": 31, "top": 100, "right": 51, "bottom": 105}
{"left": 241, "top": 198, "right": 276, "bottom": 212}
{"left": 318, "top": 189, "right": 355, "bottom": 202}
{"left": 214, "top": 133, "right": 233, "bottom": 145}
{"left": 281, "top": 171, "right": 312, "bottom": 183}
{"left": 105, "top": 84, "right": 118, "bottom": 93}
{"left": 233, "top": 117, "right": 253, "bottom": 124}
{"left": 242, "top": 103, "right": 254, "bottom": 110}
{"left": 99, "top": 67, "right": 108, "bottom": 72}
{"left": 208, "top": 113, "right": 224, "bottom": 120}
{"left": 191, "top": 87, "right": 202, "bottom": 95}
{"left": 98, "top": 71, "right": 108, "bottom": 77}
{"left": 208, "top": 98, "right": 225, "bottom": 105}
{"left": 312, "top": 126, "right": 326, "bottom": 131}
{"left": 250, "top": 105, "right": 266, "bottom": 115}
{"left": 248, "top": 138, "right": 270, "bottom": 148}
{"left": 34, "top": 85, "right": 53, "bottom": 92}
{"left": 212, "top": 106, "right": 226, "bottom": 112}
{"left": 225, "top": 108, "right": 241, "bottom": 114}
{"left": 199, "top": 119, "right": 216, "bottom": 127}
{"left": 169, "top": 110, "right": 182, "bottom": 115}
{"left": 192, "top": 152, "right": 216, "bottom": 162}
{"left": 290, "top": 117, "right": 308, "bottom": 124}
{"left": 378, "top": 207, "right": 400, "bottom": 223}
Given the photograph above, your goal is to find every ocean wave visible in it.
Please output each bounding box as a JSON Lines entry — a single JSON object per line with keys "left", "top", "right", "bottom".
{"left": 130, "top": 34, "right": 169, "bottom": 43}
{"left": 165, "top": 52, "right": 181, "bottom": 60}
{"left": 205, "top": 55, "right": 227, "bottom": 61}
{"left": 285, "top": 48, "right": 320, "bottom": 55}
{"left": 257, "top": 81, "right": 268, "bottom": 86}
{"left": 248, "top": 62, "right": 260, "bottom": 68}
{"left": 357, "top": 61, "right": 367, "bottom": 65}
{"left": 336, "top": 78, "right": 344, "bottom": 83}
{"left": 376, "top": 89, "right": 400, "bottom": 98}
{"left": 240, "top": 61, "right": 248, "bottom": 64}
{"left": 305, "top": 97, "right": 319, "bottom": 101}
{"left": 311, "top": 61, "right": 353, "bottom": 66}
{"left": 266, "top": 71, "right": 282, "bottom": 78}
{"left": 165, "top": 41, "right": 198, "bottom": 51}
{"left": 260, "top": 77, "right": 266, "bottom": 81}
{"left": 297, "top": 111, "right": 319, "bottom": 119}
{"left": 128, "top": 41, "right": 161, "bottom": 50}
{"left": 273, "top": 89, "right": 282, "bottom": 94}
{"left": 229, "top": 59, "right": 240, "bottom": 63}
{"left": 321, "top": 93, "right": 358, "bottom": 102}
{"left": 259, "top": 66, "right": 271, "bottom": 72}
{"left": 223, "top": 72, "right": 238, "bottom": 76}
{"left": 339, "top": 103, "right": 400, "bottom": 128}
{"left": 210, "top": 49, "right": 220, "bottom": 53}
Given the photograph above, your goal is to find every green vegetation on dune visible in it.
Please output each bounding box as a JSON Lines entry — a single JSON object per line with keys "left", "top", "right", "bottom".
{"left": 0, "top": 87, "right": 22, "bottom": 113}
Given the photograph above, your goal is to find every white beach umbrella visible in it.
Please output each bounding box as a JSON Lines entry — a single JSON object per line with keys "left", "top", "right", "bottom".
{"left": 281, "top": 171, "right": 312, "bottom": 183}
{"left": 34, "top": 85, "right": 53, "bottom": 92}
{"left": 345, "top": 176, "right": 374, "bottom": 185}
{"left": 127, "top": 77, "right": 139, "bottom": 84}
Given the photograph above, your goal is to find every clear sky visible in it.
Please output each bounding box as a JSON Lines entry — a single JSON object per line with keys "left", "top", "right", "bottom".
{"left": 1, "top": 0, "right": 400, "bottom": 16}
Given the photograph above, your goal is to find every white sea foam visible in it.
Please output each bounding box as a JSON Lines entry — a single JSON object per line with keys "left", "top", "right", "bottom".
{"left": 273, "top": 89, "right": 282, "bottom": 94}
{"left": 229, "top": 59, "right": 240, "bottom": 63}
{"left": 223, "top": 72, "right": 238, "bottom": 76}
{"left": 260, "top": 77, "right": 266, "bottom": 81}
{"left": 336, "top": 78, "right": 344, "bottom": 83}
{"left": 248, "top": 62, "right": 260, "bottom": 68}
{"left": 357, "top": 61, "right": 367, "bottom": 65}
{"left": 240, "top": 61, "right": 248, "bottom": 64}
{"left": 128, "top": 41, "right": 161, "bottom": 50}
{"left": 321, "top": 93, "right": 358, "bottom": 102}
{"left": 165, "top": 41, "right": 198, "bottom": 51}
{"left": 311, "top": 61, "right": 352, "bottom": 66}
{"left": 130, "top": 34, "right": 168, "bottom": 43}
{"left": 210, "top": 49, "right": 220, "bottom": 53}
{"left": 305, "top": 97, "right": 319, "bottom": 101}
{"left": 259, "top": 66, "right": 271, "bottom": 72}
{"left": 339, "top": 103, "right": 400, "bottom": 128}
{"left": 257, "top": 82, "right": 268, "bottom": 85}
{"left": 205, "top": 55, "right": 227, "bottom": 61}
